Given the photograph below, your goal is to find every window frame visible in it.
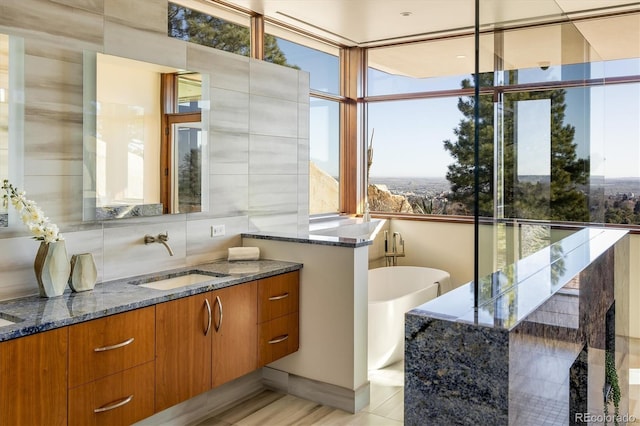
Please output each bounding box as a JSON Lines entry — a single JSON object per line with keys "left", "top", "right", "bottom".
{"left": 160, "top": 73, "right": 202, "bottom": 214}
{"left": 173, "top": 1, "right": 640, "bottom": 231}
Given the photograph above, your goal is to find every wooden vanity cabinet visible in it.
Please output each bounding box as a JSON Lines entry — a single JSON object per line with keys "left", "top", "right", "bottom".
{"left": 212, "top": 281, "right": 257, "bottom": 388}
{"left": 155, "top": 292, "right": 212, "bottom": 412}
{"left": 67, "top": 306, "right": 155, "bottom": 426}
{"left": 0, "top": 328, "right": 68, "bottom": 426}
{"left": 257, "top": 270, "right": 299, "bottom": 366}
{"left": 155, "top": 271, "right": 299, "bottom": 408}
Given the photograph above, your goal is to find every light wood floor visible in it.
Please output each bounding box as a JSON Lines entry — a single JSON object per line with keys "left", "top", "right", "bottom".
{"left": 192, "top": 361, "right": 404, "bottom": 426}
{"left": 191, "top": 337, "right": 640, "bottom": 426}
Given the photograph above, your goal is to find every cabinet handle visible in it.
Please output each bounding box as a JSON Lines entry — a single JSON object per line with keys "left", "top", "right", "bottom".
{"left": 268, "top": 334, "right": 289, "bottom": 344}
{"left": 93, "top": 394, "right": 133, "bottom": 413}
{"left": 204, "top": 299, "right": 212, "bottom": 336}
{"left": 93, "top": 337, "right": 134, "bottom": 352}
{"left": 268, "top": 292, "right": 289, "bottom": 301}
{"left": 214, "top": 295, "right": 223, "bottom": 332}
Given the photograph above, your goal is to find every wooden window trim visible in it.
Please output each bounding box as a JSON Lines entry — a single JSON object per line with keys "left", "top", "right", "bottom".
{"left": 160, "top": 73, "right": 202, "bottom": 214}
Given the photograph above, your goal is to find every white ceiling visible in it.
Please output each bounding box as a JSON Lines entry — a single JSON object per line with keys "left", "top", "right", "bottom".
{"left": 219, "top": 0, "right": 639, "bottom": 46}
{"left": 205, "top": 0, "right": 640, "bottom": 78}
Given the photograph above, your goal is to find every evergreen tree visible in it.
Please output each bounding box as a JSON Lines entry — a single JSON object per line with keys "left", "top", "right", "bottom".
{"left": 178, "top": 148, "right": 201, "bottom": 213}
{"left": 169, "top": 4, "right": 297, "bottom": 67}
{"left": 443, "top": 73, "right": 495, "bottom": 217}
{"left": 443, "top": 73, "right": 590, "bottom": 221}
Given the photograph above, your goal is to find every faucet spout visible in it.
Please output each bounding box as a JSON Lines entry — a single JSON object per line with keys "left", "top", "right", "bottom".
{"left": 157, "top": 232, "right": 174, "bottom": 256}
{"left": 385, "top": 232, "right": 406, "bottom": 266}
{"left": 144, "top": 232, "right": 174, "bottom": 256}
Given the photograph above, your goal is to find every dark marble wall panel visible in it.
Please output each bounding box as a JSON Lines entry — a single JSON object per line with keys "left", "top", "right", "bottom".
{"left": 569, "top": 345, "right": 588, "bottom": 426}
{"left": 405, "top": 232, "right": 629, "bottom": 425}
{"left": 405, "top": 315, "right": 509, "bottom": 425}
{"left": 579, "top": 248, "right": 614, "bottom": 350}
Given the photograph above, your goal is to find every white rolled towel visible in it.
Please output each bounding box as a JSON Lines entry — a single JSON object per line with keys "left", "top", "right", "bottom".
{"left": 227, "top": 246, "right": 260, "bottom": 261}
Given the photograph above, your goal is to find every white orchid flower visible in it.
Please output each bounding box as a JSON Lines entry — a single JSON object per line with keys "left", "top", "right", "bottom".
{"left": 2, "top": 180, "right": 61, "bottom": 242}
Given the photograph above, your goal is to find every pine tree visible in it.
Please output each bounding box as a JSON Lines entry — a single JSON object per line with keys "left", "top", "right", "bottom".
{"left": 443, "top": 73, "right": 590, "bottom": 221}
{"left": 168, "top": 4, "right": 297, "bottom": 68}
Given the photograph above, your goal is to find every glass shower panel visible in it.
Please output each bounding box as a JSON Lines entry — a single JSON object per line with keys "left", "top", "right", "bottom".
{"left": 476, "top": 1, "right": 582, "bottom": 309}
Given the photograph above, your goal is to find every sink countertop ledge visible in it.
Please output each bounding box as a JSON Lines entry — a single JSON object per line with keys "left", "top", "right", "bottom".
{"left": 0, "top": 259, "right": 302, "bottom": 343}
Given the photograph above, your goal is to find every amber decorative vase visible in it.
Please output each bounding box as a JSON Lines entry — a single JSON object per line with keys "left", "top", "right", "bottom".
{"left": 33, "top": 240, "right": 70, "bottom": 298}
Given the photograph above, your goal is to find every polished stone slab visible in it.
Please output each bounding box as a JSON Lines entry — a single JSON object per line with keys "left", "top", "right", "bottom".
{"left": 242, "top": 231, "right": 373, "bottom": 248}
{"left": 405, "top": 228, "right": 629, "bottom": 425}
{"left": 0, "top": 259, "right": 302, "bottom": 342}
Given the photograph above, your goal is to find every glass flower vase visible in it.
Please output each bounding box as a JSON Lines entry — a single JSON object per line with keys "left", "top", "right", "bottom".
{"left": 33, "top": 240, "right": 70, "bottom": 297}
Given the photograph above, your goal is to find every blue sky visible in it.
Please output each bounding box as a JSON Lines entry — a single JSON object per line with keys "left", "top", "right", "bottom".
{"left": 278, "top": 39, "right": 640, "bottom": 179}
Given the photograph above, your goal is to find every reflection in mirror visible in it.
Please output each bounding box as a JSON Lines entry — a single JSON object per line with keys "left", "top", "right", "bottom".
{"left": 0, "top": 33, "right": 24, "bottom": 228}
{"left": 83, "top": 53, "right": 209, "bottom": 221}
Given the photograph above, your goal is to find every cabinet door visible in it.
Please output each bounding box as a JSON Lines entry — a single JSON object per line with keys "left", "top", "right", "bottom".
{"left": 155, "top": 293, "right": 212, "bottom": 411}
{"left": 212, "top": 281, "right": 257, "bottom": 388}
{"left": 0, "top": 328, "right": 68, "bottom": 426}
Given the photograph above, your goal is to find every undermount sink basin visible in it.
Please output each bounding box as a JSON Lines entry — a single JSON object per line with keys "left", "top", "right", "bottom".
{"left": 137, "top": 272, "right": 226, "bottom": 291}
{"left": 0, "top": 318, "right": 15, "bottom": 327}
{"left": 0, "top": 313, "right": 22, "bottom": 327}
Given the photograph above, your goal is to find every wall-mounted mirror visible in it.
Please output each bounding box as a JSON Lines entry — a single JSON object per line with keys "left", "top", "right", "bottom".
{"left": 0, "top": 32, "right": 24, "bottom": 228}
{"left": 83, "top": 52, "right": 209, "bottom": 221}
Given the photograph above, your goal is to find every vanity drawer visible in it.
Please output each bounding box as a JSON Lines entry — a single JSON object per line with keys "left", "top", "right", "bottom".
{"left": 258, "top": 312, "right": 299, "bottom": 366}
{"left": 68, "top": 306, "right": 155, "bottom": 388}
{"left": 257, "top": 271, "right": 299, "bottom": 323}
{"left": 68, "top": 361, "right": 155, "bottom": 426}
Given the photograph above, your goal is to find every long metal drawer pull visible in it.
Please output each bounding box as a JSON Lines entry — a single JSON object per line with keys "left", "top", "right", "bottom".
{"left": 94, "top": 337, "right": 134, "bottom": 352}
{"left": 94, "top": 395, "right": 134, "bottom": 413}
{"left": 268, "top": 292, "right": 289, "bottom": 301}
{"left": 204, "top": 299, "right": 212, "bottom": 336}
{"left": 268, "top": 334, "right": 289, "bottom": 344}
{"left": 214, "top": 295, "right": 223, "bottom": 332}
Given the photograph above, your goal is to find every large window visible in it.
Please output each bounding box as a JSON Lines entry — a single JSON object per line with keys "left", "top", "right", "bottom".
{"left": 264, "top": 23, "right": 341, "bottom": 215}
{"left": 165, "top": 2, "right": 640, "bottom": 227}
{"left": 366, "top": 13, "right": 640, "bottom": 227}
{"left": 168, "top": 1, "right": 250, "bottom": 56}
{"left": 167, "top": 3, "right": 344, "bottom": 216}
{"left": 367, "top": 97, "right": 461, "bottom": 215}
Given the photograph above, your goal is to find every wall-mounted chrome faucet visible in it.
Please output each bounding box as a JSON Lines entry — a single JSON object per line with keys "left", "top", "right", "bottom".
{"left": 384, "top": 230, "right": 405, "bottom": 266}
{"left": 144, "top": 231, "right": 174, "bottom": 256}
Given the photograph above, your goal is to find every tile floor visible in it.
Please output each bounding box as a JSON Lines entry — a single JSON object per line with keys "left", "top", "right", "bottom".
{"left": 192, "top": 361, "right": 404, "bottom": 426}
{"left": 192, "top": 337, "right": 640, "bottom": 425}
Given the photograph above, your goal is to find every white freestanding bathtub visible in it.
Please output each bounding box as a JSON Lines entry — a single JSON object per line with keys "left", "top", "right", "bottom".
{"left": 368, "top": 266, "right": 451, "bottom": 370}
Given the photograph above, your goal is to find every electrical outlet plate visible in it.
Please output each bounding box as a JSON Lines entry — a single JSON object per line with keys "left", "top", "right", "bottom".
{"left": 211, "top": 224, "right": 225, "bottom": 237}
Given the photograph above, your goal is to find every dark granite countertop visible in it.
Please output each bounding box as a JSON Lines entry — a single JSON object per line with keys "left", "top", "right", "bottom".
{"left": 408, "top": 227, "right": 628, "bottom": 330}
{"left": 0, "top": 259, "right": 302, "bottom": 343}
{"left": 242, "top": 231, "right": 373, "bottom": 248}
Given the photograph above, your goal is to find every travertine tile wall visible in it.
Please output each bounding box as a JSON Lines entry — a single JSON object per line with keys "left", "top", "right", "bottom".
{"left": 0, "top": 0, "right": 310, "bottom": 300}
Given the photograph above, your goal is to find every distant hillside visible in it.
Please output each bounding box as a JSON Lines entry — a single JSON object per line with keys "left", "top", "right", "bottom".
{"left": 370, "top": 176, "right": 640, "bottom": 197}
{"left": 600, "top": 177, "right": 640, "bottom": 195}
